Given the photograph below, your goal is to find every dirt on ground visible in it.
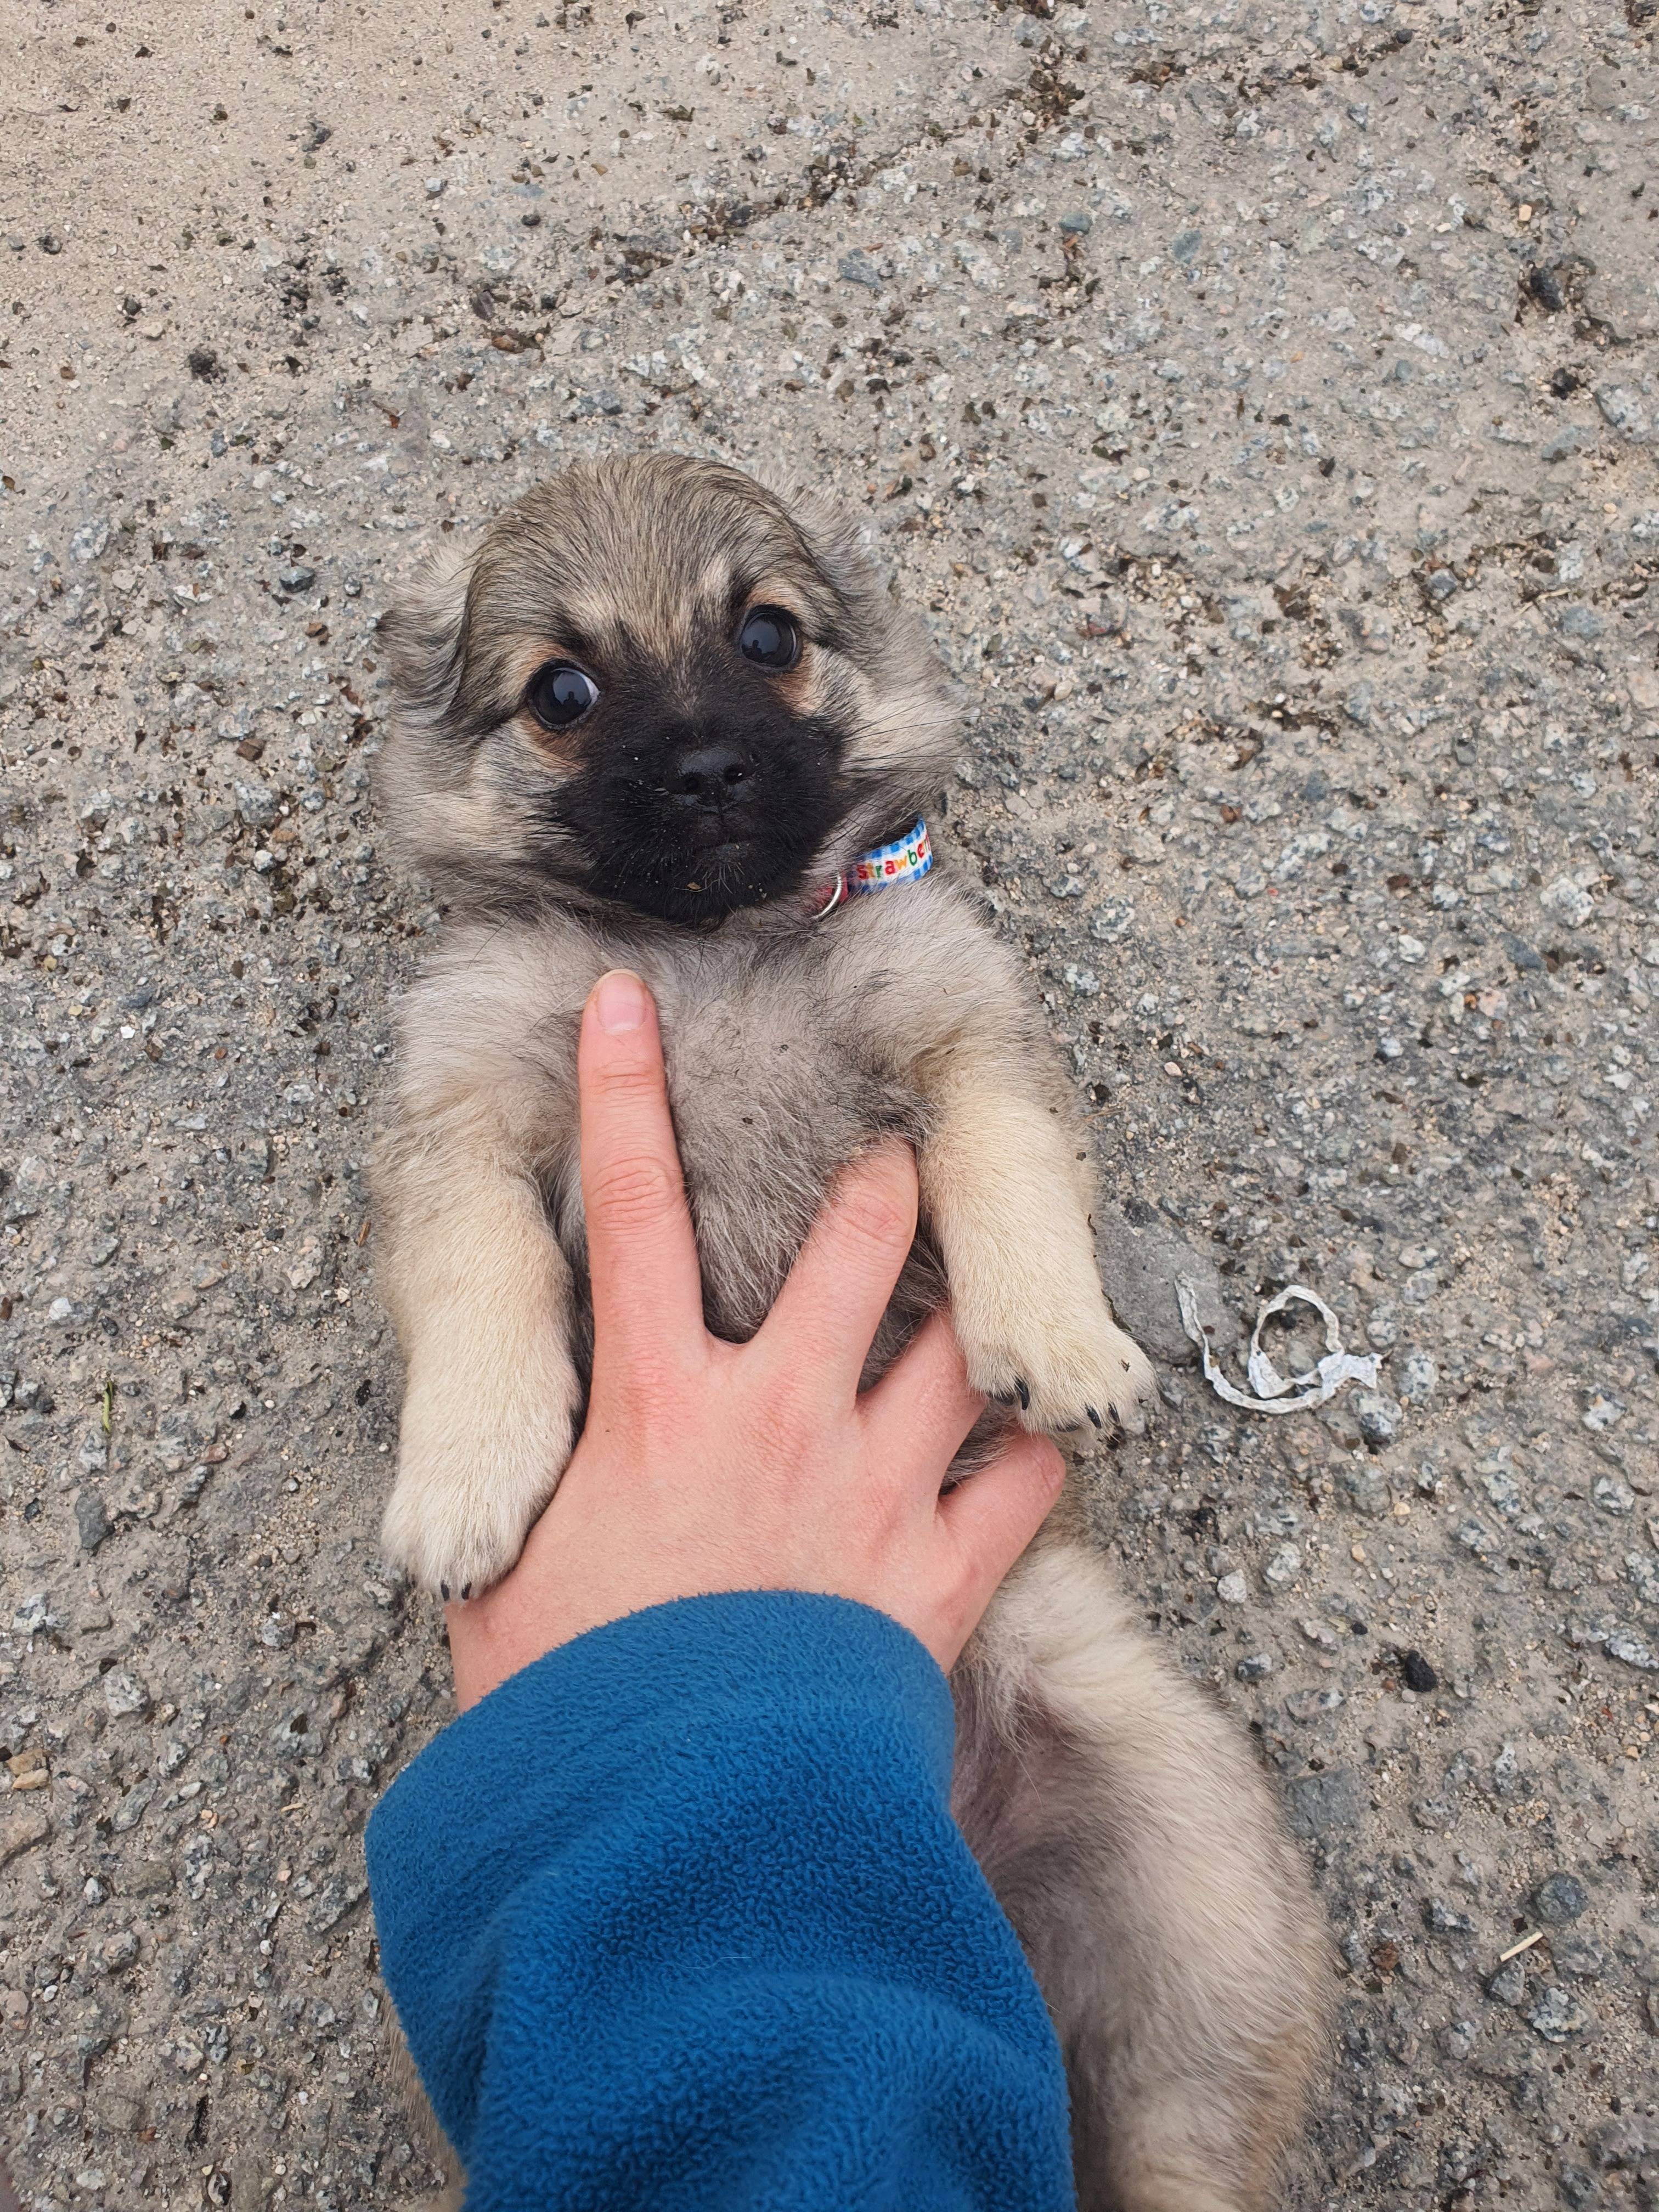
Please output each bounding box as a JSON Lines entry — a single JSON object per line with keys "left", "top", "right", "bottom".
{"left": 2, "top": 0, "right": 1658, "bottom": 2205}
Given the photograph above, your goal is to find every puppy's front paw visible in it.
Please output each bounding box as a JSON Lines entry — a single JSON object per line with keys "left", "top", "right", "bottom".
{"left": 381, "top": 1356, "right": 580, "bottom": 1600}
{"left": 954, "top": 1264, "right": 1157, "bottom": 1439}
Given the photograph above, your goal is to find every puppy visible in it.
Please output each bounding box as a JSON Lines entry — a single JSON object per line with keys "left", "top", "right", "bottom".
{"left": 372, "top": 454, "right": 1328, "bottom": 2210}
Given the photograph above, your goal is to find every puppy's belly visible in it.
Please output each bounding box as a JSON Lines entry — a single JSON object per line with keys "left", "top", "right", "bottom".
{"left": 553, "top": 980, "right": 944, "bottom": 1381}
{"left": 677, "top": 1054, "right": 931, "bottom": 1338}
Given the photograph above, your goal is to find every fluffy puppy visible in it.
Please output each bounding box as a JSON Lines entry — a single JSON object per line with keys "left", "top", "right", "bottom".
{"left": 373, "top": 454, "right": 1328, "bottom": 2210}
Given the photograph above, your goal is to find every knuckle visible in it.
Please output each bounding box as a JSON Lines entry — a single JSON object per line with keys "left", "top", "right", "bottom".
{"left": 833, "top": 1181, "right": 912, "bottom": 1257}
{"left": 612, "top": 1361, "right": 690, "bottom": 1449}
{"left": 593, "top": 1059, "right": 664, "bottom": 1104}
{"left": 849, "top": 1457, "right": 909, "bottom": 1542}
{"left": 588, "top": 1154, "right": 681, "bottom": 1232}
{"left": 947, "top": 1556, "right": 992, "bottom": 1630}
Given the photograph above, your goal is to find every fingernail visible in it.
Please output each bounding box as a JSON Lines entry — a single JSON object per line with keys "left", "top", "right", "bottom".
{"left": 594, "top": 969, "right": 648, "bottom": 1034}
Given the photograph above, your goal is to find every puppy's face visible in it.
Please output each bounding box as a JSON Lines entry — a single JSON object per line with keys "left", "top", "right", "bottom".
{"left": 383, "top": 455, "right": 957, "bottom": 924}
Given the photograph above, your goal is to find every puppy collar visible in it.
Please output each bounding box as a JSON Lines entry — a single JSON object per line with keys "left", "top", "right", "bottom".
{"left": 808, "top": 818, "right": 933, "bottom": 920}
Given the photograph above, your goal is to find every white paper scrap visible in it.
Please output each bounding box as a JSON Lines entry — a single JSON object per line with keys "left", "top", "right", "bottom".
{"left": 1176, "top": 1280, "right": 1381, "bottom": 1415}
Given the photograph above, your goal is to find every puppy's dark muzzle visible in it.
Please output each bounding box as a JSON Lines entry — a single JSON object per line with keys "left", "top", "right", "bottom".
{"left": 667, "top": 740, "right": 766, "bottom": 854}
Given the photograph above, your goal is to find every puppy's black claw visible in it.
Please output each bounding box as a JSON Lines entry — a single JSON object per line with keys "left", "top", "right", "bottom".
{"left": 439, "top": 1581, "right": 451, "bottom": 1602}
{"left": 1014, "top": 1378, "right": 1031, "bottom": 1412}
{"left": 1086, "top": 1405, "right": 1103, "bottom": 1430}
{"left": 459, "top": 1582, "right": 472, "bottom": 1602}
{"left": 991, "top": 1389, "right": 1018, "bottom": 1407}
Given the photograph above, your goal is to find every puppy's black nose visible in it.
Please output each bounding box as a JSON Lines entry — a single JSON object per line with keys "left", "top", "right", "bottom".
{"left": 672, "top": 741, "right": 752, "bottom": 809}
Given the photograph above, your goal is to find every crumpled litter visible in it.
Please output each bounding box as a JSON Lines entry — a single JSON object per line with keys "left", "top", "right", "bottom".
{"left": 1176, "top": 1280, "right": 1381, "bottom": 1415}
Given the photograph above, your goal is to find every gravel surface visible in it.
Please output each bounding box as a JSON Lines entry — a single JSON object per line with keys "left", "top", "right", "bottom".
{"left": 3, "top": 1, "right": 1658, "bottom": 2205}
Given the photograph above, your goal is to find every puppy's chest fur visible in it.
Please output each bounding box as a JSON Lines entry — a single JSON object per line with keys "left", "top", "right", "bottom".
{"left": 563, "top": 950, "right": 936, "bottom": 1357}
{"left": 432, "top": 889, "right": 981, "bottom": 1379}
{"left": 650, "top": 964, "right": 933, "bottom": 1336}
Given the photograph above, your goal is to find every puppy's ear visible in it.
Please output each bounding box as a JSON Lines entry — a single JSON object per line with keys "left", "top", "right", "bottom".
{"left": 382, "top": 545, "right": 473, "bottom": 732}
{"left": 771, "top": 476, "right": 953, "bottom": 699}
{"left": 750, "top": 470, "right": 880, "bottom": 611}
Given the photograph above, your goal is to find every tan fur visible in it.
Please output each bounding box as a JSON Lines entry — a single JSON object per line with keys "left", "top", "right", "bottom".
{"left": 386, "top": 2016, "right": 465, "bottom": 2209}
{"left": 371, "top": 455, "right": 1329, "bottom": 2206}
{"left": 375, "top": 1085, "right": 582, "bottom": 1599}
{"left": 918, "top": 1051, "right": 1156, "bottom": 1431}
{"left": 955, "top": 1502, "right": 1329, "bottom": 2211}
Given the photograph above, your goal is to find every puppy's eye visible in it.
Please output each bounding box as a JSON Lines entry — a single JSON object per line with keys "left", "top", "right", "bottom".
{"left": 525, "top": 661, "right": 599, "bottom": 730}
{"left": 736, "top": 606, "right": 800, "bottom": 671}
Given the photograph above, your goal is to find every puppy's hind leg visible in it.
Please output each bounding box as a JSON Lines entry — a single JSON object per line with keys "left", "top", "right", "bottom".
{"left": 952, "top": 1527, "right": 1330, "bottom": 2212}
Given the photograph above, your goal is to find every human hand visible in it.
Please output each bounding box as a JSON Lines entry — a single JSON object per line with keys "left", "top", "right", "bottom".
{"left": 445, "top": 968, "right": 1064, "bottom": 1708}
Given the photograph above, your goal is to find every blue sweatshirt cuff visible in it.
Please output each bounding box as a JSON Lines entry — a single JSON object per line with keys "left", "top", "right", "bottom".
{"left": 366, "top": 1590, "right": 1074, "bottom": 2211}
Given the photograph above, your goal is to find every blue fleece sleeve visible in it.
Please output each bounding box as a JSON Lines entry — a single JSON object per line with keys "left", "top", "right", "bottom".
{"left": 365, "top": 1590, "right": 1074, "bottom": 2212}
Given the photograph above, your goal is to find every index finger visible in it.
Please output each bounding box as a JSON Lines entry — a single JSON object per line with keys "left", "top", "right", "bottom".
{"left": 578, "top": 970, "right": 706, "bottom": 1364}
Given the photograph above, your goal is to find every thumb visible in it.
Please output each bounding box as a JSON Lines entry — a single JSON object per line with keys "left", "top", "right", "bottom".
{"left": 937, "top": 1435, "right": 1065, "bottom": 1627}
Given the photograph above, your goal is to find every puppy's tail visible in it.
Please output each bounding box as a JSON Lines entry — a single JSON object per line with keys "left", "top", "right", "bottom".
{"left": 952, "top": 1525, "right": 1331, "bottom": 2212}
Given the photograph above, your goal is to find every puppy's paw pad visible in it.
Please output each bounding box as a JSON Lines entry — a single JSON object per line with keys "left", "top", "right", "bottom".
{"left": 381, "top": 1470, "right": 543, "bottom": 1601}
{"left": 381, "top": 1376, "right": 578, "bottom": 1599}
{"left": 963, "top": 1308, "right": 1156, "bottom": 1440}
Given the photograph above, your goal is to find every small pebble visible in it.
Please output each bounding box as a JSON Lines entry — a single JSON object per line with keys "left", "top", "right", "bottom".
{"left": 1487, "top": 1956, "right": 1528, "bottom": 2007}
{"left": 1531, "top": 1873, "right": 1589, "bottom": 1926}
{"left": 1526, "top": 1986, "right": 1587, "bottom": 2044}
{"left": 75, "top": 1491, "right": 111, "bottom": 1554}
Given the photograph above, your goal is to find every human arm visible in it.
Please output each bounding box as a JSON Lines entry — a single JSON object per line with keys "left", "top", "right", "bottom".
{"left": 366, "top": 968, "right": 1073, "bottom": 2208}
{"left": 367, "top": 1589, "right": 1076, "bottom": 2211}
